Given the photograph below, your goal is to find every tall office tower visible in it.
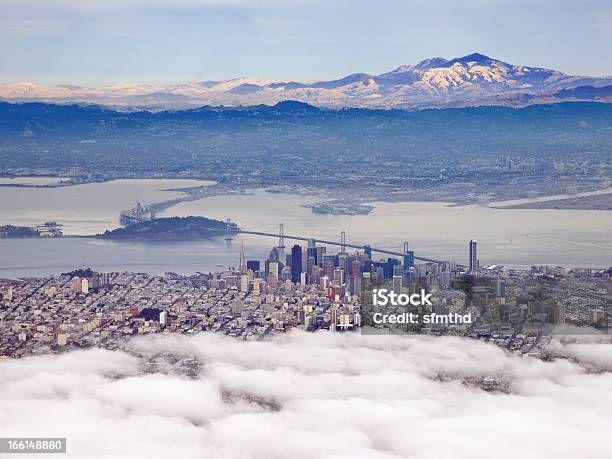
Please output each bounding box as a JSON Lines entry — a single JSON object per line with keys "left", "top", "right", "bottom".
{"left": 239, "top": 241, "right": 247, "bottom": 273}
{"left": 316, "top": 246, "right": 326, "bottom": 267}
{"left": 346, "top": 255, "right": 356, "bottom": 274}
{"left": 353, "top": 275, "right": 362, "bottom": 295}
{"left": 268, "top": 262, "right": 279, "bottom": 278}
{"left": 320, "top": 275, "right": 330, "bottom": 290}
{"left": 404, "top": 250, "right": 415, "bottom": 269}
{"left": 322, "top": 254, "right": 337, "bottom": 275}
{"left": 374, "top": 267, "right": 385, "bottom": 282}
{"left": 72, "top": 277, "right": 82, "bottom": 293}
{"left": 281, "top": 265, "right": 292, "bottom": 281}
{"left": 469, "top": 240, "right": 478, "bottom": 272}
{"left": 333, "top": 267, "right": 344, "bottom": 285}
{"left": 323, "top": 261, "right": 335, "bottom": 278}
{"left": 300, "top": 272, "right": 307, "bottom": 286}
{"left": 338, "top": 253, "right": 348, "bottom": 273}
{"left": 351, "top": 260, "right": 362, "bottom": 277}
{"left": 276, "top": 248, "right": 285, "bottom": 268}
{"left": 81, "top": 278, "right": 89, "bottom": 294}
{"left": 311, "top": 265, "right": 321, "bottom": 285}
{"left": 403, "top": 242, "right": 410, "bottom": 267}
{"left": 347, "top": 275, "right": 362, "bottom": 295}
{"left": 246, "top": 260, "right": 260, "bottom": 272}
{"left": 392, "top": 265, "right": 404, "bottom": 294}
{"left": 302, "top": 250, "right": 308, "bottom": 274}
{"left": 291, "top": 244, "right": 302, "bottom": 283}
{"left": 307, "top": 238, "right": 317, "bottom": 265}
{"left": 496, "top": 279, "right": 506, "bottom": 298}
{"left": 267, "top": 247, "right": 281, "bottom": 263}
{"left": 364, "top": 245, "right": 372, "bottom": 260}
{"left": 441, "top": 271, "right": 451, "bottom": 288}
{"left": 307, "top": 256, "right": 316, "bottom": 279}
{"left": 159, "top": 311, "right": 167, "bottom": 327}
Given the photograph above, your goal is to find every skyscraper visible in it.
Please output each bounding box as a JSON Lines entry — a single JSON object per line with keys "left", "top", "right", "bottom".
{"left": 307, "top": 238, "right": 318, "bottom": 265}
{"left": 392, "top": 265, "right": 404, "bottom": 294}
{"left": 291, "top": 244, "right": 302, "bottom": 283}
{"left": 81, "top": 278, "right": 89, "bottom": 294}
{"left": 403, "top": 247, "right": 414, "bottom": 269}
{"left": 72, "top": 277, "right": 82, "bottom": 293}
{"left": 469, "top": 240, "right": 478, "bottom": 272}
{"left": 246, "top": 260, "right": 260, "bottom": 272}
{"left": 239, "top": 241, "right": 246, "bottom": 273}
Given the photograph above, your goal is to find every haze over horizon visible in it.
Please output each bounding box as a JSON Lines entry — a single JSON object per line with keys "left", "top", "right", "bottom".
{"left": 1, "top": 0, "right": 611, "bottom": 85}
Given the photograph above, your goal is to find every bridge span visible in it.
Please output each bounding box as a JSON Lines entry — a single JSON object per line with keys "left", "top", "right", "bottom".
{"left": 237, "top": 229, "right": 458, "bottom": 266}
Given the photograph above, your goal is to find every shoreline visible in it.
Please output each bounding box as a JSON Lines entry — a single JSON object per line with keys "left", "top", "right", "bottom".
{"left": 491, "top": 191, "right": 612, "bottom": 211}
{"left": 2, "top": 175, "right": 611, "bottom": 214}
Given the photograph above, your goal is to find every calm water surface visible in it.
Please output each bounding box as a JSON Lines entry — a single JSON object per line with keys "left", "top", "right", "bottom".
{"left": 1, "top": 182, "right": 610, "bottom": 277}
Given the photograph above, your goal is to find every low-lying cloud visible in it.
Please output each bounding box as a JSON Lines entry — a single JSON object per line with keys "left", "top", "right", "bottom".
{"left": 0, "top": 332, "right": 610, "bottom": 458}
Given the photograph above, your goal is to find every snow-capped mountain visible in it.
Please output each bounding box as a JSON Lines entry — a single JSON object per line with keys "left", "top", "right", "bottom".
{"left": 2, "top": 53, "right": 611, "bottom": 109}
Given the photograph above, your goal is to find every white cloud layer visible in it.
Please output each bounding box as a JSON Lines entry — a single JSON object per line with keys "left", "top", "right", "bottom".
{"left": 0, "top": 332, "right": 610, "bottom": 458}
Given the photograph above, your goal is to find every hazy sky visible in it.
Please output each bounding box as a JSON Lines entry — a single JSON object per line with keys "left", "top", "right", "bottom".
{"left": 1, "top": 0, "right": 611, "bottom": 84}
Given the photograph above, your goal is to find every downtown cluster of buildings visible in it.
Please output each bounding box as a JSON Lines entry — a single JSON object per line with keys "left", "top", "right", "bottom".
{"left": 0, "top": 239, "right": 610, "bottom": 359}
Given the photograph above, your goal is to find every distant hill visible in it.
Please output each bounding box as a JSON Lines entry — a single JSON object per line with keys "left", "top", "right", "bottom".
{"left": 99, "top": 217, "right": 238, "bottom": 241}
{"left": 1, "top": 100, "right": 611, "bottom": 176}
{"left": 554, "top": 85, "right": 612, "bottom": 100}
{"left": 2, "top": 53, "right": 611, "bottom": 110}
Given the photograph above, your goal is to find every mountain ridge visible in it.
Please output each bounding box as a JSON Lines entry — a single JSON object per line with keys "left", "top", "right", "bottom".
{"left": 2, "top": 53, "right": 612, "bottom": 110}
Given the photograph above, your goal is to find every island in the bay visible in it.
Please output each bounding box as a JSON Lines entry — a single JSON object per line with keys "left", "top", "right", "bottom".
{"left": 99, "top": 216, "right": 238, "bottom": 241}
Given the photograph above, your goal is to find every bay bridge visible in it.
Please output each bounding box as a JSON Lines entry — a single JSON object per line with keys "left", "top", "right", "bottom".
{"left": 117, "top": 202, "right": 462, "bottom": 266}
{"left": 226, "top": 221, "right": 462, "bottom": 267}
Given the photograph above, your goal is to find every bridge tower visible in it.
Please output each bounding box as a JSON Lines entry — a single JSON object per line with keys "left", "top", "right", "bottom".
{"left": 340, "top": 231, "right": 346, "bottom": 253}
{"left": 278, "top": 223, "right": 285, "bottom": 249}
{"left": 225, "top": 219, "right": 233, "bottom": 241}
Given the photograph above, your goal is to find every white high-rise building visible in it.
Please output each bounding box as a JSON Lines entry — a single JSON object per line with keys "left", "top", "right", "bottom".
{"left": 240, "top": 274, "right": 250, "bottom": 292}
{"left": 239, "top": 241, "right": 247, "bottom": 273}
{"left": 81, "top": 278, "right": 89, "bottom": 294}
{"left": 72, "top": 277, "right": 82, "bottom": 293}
